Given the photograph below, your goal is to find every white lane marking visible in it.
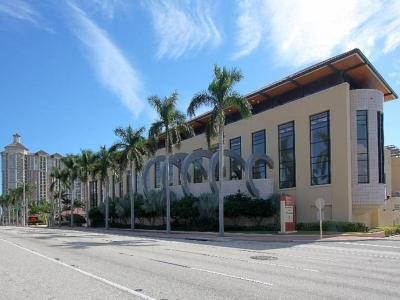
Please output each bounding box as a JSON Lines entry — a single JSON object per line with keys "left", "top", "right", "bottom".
{"left": 338, "top": 242, "right": 400, "bottom": 249}
{"left": 153, "top": 259, "right": 273, "bottom": 286}
{"left": 164, "top": 248, "right": 319, "bottom": 273}
{"left": 191, "top": 267, "right": 273, "bottom": 286}
{"left": 0, "top": 237, "right": 156, "bottom": 300}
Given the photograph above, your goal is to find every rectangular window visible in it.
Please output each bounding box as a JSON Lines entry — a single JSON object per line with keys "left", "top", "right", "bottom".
{"left": 90, "top": 180, "right": 98, "bottom": 208}
{"left": 377, "top": 111, "right": 385, "bottom": 183}
{"left": 126, "top": 172, "right": 132, "bottom": 195}
{"left": 310, "top": 111, "right": 331, "bottom": 185}
{"left": 252, "top": 130, "right": 266, "bottom": 179}
{"left": 155, "top": 161, "right": 161, "bottom": 188}
{"left": 357, "top": 111, "right": 369, "bottom": 183}
{"left": 279, "top": 121, "right": 296, "bottom": 188}
{"left": 230, "top": 137, "right": 242, "bottom": 180}
{"left": 135, "top": 173, "right": 140, "bottom": 193}
{"left": 193, "top": 158, "right": 203, "bottom": 183}
{"left": 169, "top": 162, "right": 173, "bottom": 186}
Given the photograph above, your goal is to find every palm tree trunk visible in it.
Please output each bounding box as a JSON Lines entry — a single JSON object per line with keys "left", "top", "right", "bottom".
{"left": 130, "top": 161, "right": 135, "bottom": 230}
{"left": 165, "top": 138, "right": 171, "bottom": 233}
{"left": 86, "top": 180, "right": 90, "bottom": 227}
{"left": 104, "top": 179, "right": 109, "bottom": 229}
{"left": 71, "top": 186, "right": 74, "bottom": 227}
{"left": 218, "top": 125, "right": 224, "bottom": 236}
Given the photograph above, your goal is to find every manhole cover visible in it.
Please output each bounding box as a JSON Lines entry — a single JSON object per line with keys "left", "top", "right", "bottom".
{"left": 250, "top": 255, "right": 278, "bottom": 261}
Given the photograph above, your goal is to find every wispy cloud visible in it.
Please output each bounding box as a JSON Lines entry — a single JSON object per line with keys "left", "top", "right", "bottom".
{"left": 68, "top": 2, "right": 144, "bottom": 118}
{"left": 0, "top": 0, "right": 48, "bottom": 29}
{"left": 234, "top": 0, "right": 400, "bottom": 66}
{"left": 73, "top": 0, "right": 127, "bottom": 20}
{"left": 144, "top": 0, "right": 222, "bottom": 59}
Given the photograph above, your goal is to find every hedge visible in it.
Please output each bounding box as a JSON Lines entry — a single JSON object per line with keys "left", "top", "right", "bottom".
{"left": 296, "top": 221, "right": 367, "bottom": 232}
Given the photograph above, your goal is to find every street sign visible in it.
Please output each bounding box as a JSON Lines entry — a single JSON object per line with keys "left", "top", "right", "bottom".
{"left": 315, "top": 198, "right": 325, "bottom": 210}
{"left": 315, "top": 198, "right": 325, "bottom": 240}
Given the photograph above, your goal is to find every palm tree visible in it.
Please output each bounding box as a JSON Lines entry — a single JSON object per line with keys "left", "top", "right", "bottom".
{"left": 50, "top": 166, "right": 63, "bottom": 226}
{"left": 112, "top": 126, "right": 149, "bottom": 230}
{"left": 187, "top": 65, "right": 252, "bottom": 236}
{"left": 92, "top": 145, "right": 114, "bottom": 228}
{"left": 62, "top": 154, "right": 80, "bottom": 226}
{"left": 148, "top": 92, "right": 193, "bottom": 233}
{"left": 76, "top": 150, "right": 96, "bottom": 227}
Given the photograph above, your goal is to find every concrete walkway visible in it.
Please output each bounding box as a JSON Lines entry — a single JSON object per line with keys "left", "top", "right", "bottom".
{"left": 59, "top": 226, "right": 387, "bottom": 243}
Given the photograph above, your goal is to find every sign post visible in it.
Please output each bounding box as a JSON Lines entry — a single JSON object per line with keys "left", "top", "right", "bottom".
{"left": 315, "top": 198, "right": 325, "bottom": 240}
{"left": 280, "top": 195, "right": 296, "bottom": 233}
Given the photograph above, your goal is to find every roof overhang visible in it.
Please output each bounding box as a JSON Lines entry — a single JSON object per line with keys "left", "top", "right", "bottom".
{"left": 186, "top": 49, "right": 397, "bottom": 130}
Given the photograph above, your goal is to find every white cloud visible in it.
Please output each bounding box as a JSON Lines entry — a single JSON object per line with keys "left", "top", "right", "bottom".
{"left": 144, "top": 0, "right": 222, "bottom": 59}
{"left": 234, "top": 0, "right": 400, "bottom": 66}
{"left": 68, "top": 3, "right": 144, "bottom": 118}
{"left": 0, "top": 0, "right": 49, "bottom": 29}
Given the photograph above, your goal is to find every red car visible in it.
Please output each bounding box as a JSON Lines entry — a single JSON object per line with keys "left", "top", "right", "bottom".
{"left": 28, "top": 215, "right": 39, "bottom": 225}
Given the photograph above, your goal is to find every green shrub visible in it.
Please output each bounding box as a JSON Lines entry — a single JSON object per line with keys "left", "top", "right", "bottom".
{"left": 171, "top": 196, "right": 199, "bottom": 225}
{"left": 65, "top": 214, "right": 86, "bottom": 226}
{"left": 88, "top": 207, "right": 104, "bottom": 227}
{"left": 296, "top": 221, "right": 367, "bottom": 232}
{"left": 375, "top": 225, "right": 400, "bottom": 236}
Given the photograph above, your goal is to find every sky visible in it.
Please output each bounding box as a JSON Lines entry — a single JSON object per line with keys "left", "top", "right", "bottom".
{"left": 0, "top": 0, "right": 399, "bottom": 155}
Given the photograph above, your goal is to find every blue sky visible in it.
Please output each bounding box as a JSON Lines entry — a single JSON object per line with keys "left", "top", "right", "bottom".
{"left": 1, "top": 0, "right": 399, "bottom": 157}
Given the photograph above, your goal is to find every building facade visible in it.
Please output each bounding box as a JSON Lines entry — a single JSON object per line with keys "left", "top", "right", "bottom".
{"left": 1, "top": 135, "right": 82, "bottom": 203}
{"left": 107, "top": 49, "right": 398, "bottom": 228}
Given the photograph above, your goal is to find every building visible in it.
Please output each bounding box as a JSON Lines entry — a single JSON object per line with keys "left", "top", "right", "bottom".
{"left": 1, "top": 135, "right": 82, "bottom": 203}
{"left": 103, "top": 48, "right": 397, "bottom": 228}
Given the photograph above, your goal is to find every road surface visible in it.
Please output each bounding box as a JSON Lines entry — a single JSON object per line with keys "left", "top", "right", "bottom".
{"left": 0, "top": 226, "right": 399, "bottom": 299}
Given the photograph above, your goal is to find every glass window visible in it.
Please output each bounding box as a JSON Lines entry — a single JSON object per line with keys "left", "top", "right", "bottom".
{"left": 169, "top": 162, "right": 173, "bottom": 186}
{"left": 155, "top": 161, "right": 161, "bottom": 188}
{"left": 230, "top": 137, "right": 242, "bottom": 180}
{"left": 252, "top": 130, "right": 266, "bottom": 179}
{"left": 377, "top": 111, "right": 385, "bottom": 183}
{"left": 135, "top": 173, "right": 140, "bottom": 193}
{"left": 357, "top": 111, "right": 369, "bottom": 183}
{"left": 126, "top": 172, "right": 132, "bottom": 195}
{"left": 279, "top": 121, "right": 296, "bottom": 188}
{"left": 193, "top": 158, "right": 203, "bottom": 183}
{"left": 310, "top": 111, "right": 331, "bottom": 185}
{"left": 90, "top": 180, "right": 98, "bottom": 208}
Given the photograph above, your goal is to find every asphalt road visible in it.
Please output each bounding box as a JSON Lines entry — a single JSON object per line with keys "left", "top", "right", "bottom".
{"left": 0, "top": 227, "right": 400, "bottom": 300}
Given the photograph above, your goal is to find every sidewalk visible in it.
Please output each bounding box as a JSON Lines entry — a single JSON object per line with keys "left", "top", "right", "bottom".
{"left": 64, "top": 226, "right": 387, "bottom": 243}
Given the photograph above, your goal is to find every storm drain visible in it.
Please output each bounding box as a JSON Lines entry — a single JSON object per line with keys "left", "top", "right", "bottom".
{"left": 250, "top": 255, "right": 278, "bottom": 261}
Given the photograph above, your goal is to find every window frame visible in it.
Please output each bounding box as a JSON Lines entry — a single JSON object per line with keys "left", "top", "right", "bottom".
{"left": 252, "top": 129, "right": 267, "bottom": 179}
{"left": 309, "top": 111, "right": 331, "bottom": 186}
{"left": 278, "top": 121, "right": 296, "bottom": 189}
{"left": 229, "top": 136, "right": 242, "bottom": 180}
{"left": 356, "top": 110, "right": 369, "bottom": 184}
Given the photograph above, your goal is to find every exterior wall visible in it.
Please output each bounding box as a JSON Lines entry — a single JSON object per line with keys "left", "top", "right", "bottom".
{"left": 139, "top": 82, "right": 353, "bottom": 223}
{"left": 392, "top": 158, "right": 400, "bottom": 196}
{"left": 350, "top": 89, "right": 386, "bottom": 205}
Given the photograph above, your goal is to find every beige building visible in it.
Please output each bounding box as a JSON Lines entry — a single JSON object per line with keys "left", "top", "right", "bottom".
{"left": 1, "top": 135, "right": 83, "bottom": 203}
{"left": 128, "top": 49, "right": 398, "bottom": 228}
{"left": 68, "top": 49, "right": 400, "bottom": 227}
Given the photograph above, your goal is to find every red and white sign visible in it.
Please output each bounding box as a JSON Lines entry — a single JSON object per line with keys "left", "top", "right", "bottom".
{"left": 280, "top": 195, "right": 296, "bottom": 232}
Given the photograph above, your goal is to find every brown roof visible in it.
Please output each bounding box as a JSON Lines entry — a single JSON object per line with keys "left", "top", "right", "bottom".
{"left": 187, "top": 48, "right": 397, "bottom": 129}
{"left": 5, "top": 142, "right": 29, "bottom": 151}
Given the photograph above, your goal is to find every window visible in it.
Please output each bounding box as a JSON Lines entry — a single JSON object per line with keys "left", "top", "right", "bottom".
{"left": 357, "top": 111, "right": 369, "bottom": 183}
{"left": 310, "top": 111, "right": 331, "bottom": 185}
{"left": 230, "top": 137, "right": 242, "bottom": 180}
{"left": 135, "top": 173, "right": 140, "bottom": 193}
{"left": 126, "top": 172, "right": 132, "bottom": 195}
{"left": 377, "top": 111, "right": 385, "bottom": 183}
{"left": 155, "top": 161, "right": 161, "bottom": 188}
{"left": 90, "top": 180, "right": 98, "bottom": 208}
{"left": 169, "top": 162, "right": 173, "bottom": 186}
{"left": 193, "top": 158, "right": 203, "bottom": 183}
{"left": 252, "top": 130, "right": 266, "bottom": 179}
{"left": 279, "top": 121, "right": 296, "bottom": 188}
